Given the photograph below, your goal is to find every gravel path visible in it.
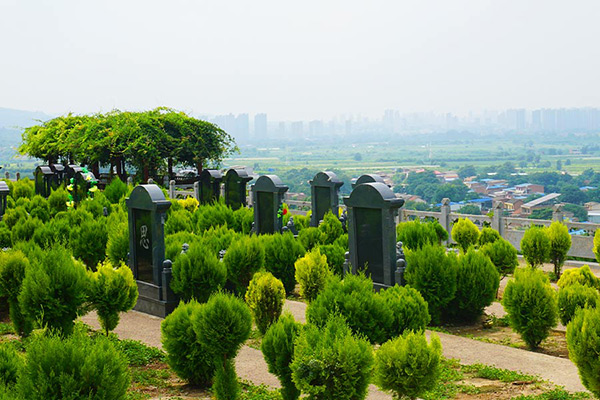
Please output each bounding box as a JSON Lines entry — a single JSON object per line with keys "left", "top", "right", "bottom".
{"left": 80, "top": 298, "right": 587, "bottom": 397}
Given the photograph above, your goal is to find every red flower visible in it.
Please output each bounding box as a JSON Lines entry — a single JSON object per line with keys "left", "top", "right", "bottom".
{"left": 283, "top": 208, "right": 288, "bottom": 215}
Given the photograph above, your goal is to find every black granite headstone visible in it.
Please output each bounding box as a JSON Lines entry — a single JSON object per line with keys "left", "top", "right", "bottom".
{"left": 34, "top": 166, "right": 54, "bottom": 198}
{"left": 224, "top": 168, "right": 253, "bottom": 210}
{"left": 251, "top": 175, "right": 289, "bottom": 234}
{"left": 310, "top": 171, "right": 343, "bottom": 227}
{"left": 0, "top": 181, "right": 8, "bottom": 220}
{"left": 198, "top": 169, "right": 223, "bottom": 204}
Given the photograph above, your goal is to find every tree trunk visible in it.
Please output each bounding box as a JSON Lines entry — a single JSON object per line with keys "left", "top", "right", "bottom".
{"left": 143, "top": 165, "right": 150, "bottom": 183}
{"left": 168, "top": 158, "right": 174, "bottom": 180}
{"left": 196, "top": 161, "right": 203, "bottom": 175}
{"left": 92, "top": 161, "right": 100, "bottom": 178}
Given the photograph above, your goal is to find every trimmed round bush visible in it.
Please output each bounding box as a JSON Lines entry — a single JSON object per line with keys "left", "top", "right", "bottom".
{"left": 2, "top": 207, "right": 27, "bottom": 230}
{"left": 451, "top": 218, "right": 480, "bottom": 253}
{"left": 557, "top": 265, "right": 599, "bottom": 289}
{"left": 231, "top": 206, "right": 254, "bottom": 234}
{"left": 199, "top": 225, "right": 239, "bottom": 256}
{"left": 16, "top": 332, "right": 130, "bottom": 400}
{"left": 245, "top": 272, "right": 286, "bottom": 335}
{"left": 0, "top": 250, "right": 31, "bottom": 336}
{"left": 547, "top": 221, "right": 571, "bottom": 279}
{"left": 27, "top": 195, "right": 50, "bottom": 222}
{"left": 478, "top": 227, "right": 501, "bottom": 246}
{"left": 70, "top": 219, "right": 108, "bottom": 268}
{"left": 481, "top": 238, "right": 518, "bottom": 279}
{"left": 334, "top": 233, "right": 348, "bottom": 250}
{"left": 502, "top": 268, "right": 557, "bottom": 348}
{"left": 48, "top": 188, "right": 69, "bottom": 216}
{"left": 107, "top": 222, "right": 129, "bottom": 266}
{"left": 193, "top": 292, "right": 252, "bottom": 400}
{"left": 557, "top": 283, "right": 599, "bottom": 326}
{"left": 297, "top": 227, "right": 325, "bottom": 251}
{"left": 396, "top": 219, "right": 442, "bottom": 250}
{"left": 294, "top": 248, "right": 332, "bottom": 302}
{"left": 171, "top": 242, "right": 227, "bottom": 302}
{"left": 450, "top": 248, "right": 500, "bottom": 321}
{"left": 161, "top": 300, "right": 214, "bottom": 387}
{"left": 261, "top": 313, "right": 302, "bottom": 400}
{"left": 318, "top": 211, "right": 343, "bottom": 244}
{"left": 0, "top": 224, "right": 11, "bottom": 249}
{"left": 195, "top": 202, "right": 234, "bottom": 232}
{"left": 520, "top": 226, "right": 550, "bottom": 268}
{"left": 18, "top": 246, "right": 89, "bottom": 336}
{"left": 11, "top": 217, "right": 43, "bottom": 244}
{"left": 11, "top": 178, "right": 34, "bottom": 200}
{"left": 306, "top": 273, "right": 392, "bottom": 344}
{"left": 291, "top": 315, "right": 374, "bottom": 400}
{"left": 262, "top": 232, "right": 306, "bottom": 295}
{"left": 567, "top": 306, "right": 600, "bottom": 397}
{"left": 224, "top": 236, "right": 265, "bottom": 296}
{"left": 104, "top": 177, "right": 129, "bottom": 204}
{"left": 178, "top": 197, "right": 199, "bottom": 213}
{"left": 374, "top": 331, "right": 442, "bottom": 400}
{"left": 316, "top": 243, "right": 345, "bottom": 277}
{"left": 405, "top": 244, "right": 458, "bottom": 324}
{"left": 378, "top": 285, "right": 430, "bottom": 337}
{"left": 165, "top": 209, "right": 194, "bottom": 235}
{"left": 0, "top": 343, "right": 23, "bottom": 388}
{"left": 88, "top": 261, "right": 138, "bottom": 335}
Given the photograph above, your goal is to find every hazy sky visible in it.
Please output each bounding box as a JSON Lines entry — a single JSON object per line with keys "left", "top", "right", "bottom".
{"left": 1, "top": 0, "right": 599, "bottom": 120}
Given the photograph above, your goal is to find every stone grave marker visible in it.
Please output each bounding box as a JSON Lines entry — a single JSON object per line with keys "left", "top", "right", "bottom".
{"left": 224, "top": 168, "right": 253, "bottom": 210}
{"left": 49, "top": 164, "right": 66, "bottom": 190}
{"left": 343, "top": 182, "right": 404, "bottom": 290}
{"left": 251, "top": 175, "right": 289, "bottom": 234}
{"left": 198, "top": 169, "right": 223, "bottom": 204}
{"left": 34, "top": 166, "right": 54, "bottom": 198}
{"left": 351, "top": 173, "right": 385, "bottom": 189}
{"left": 0, "top": 181, "right": 8, "bottom": 220}
{"left": 126, "top": 184, "right": 177, "bottom": 317}
{"left": 71, "top": 169, "right": 98, "bottom": 204}
{"left": 65, "top": 164, "right": 83, "bottom": 181}
{"left": 310, "top": 171, "right": 344, "bottom": 227}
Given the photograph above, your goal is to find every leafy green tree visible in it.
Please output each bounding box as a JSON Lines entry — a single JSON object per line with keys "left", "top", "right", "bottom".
{"left": 294, "top": 248, "right": 332, "bottom": 303}
{"left": 457, "top": 204, "right": 481, "bottom": 215}
{"left": 557, "top": 283, "right": 599, "bottom": 326}
{"left": 451, "top": 218, "right": 480, "bottom": 253}
{"left": 0, "top": 250, "right": 31, "bottom": 336}
{"left": 245, "top": 272, "right": 286, "bottom": 335}
{"left": 520, "top": 226, "right": 550, "bottom": 268}
{"left": 546, "top": 221, "right": 571, "bottom": 278}
{"left": 567, "top": 306, "right": 600, "bottom": 397}
{"left": 262, "top": 233, "right": 306, "bottom": 294}
{"left": 481, "top": 238, "right": 518, "bottom": 280}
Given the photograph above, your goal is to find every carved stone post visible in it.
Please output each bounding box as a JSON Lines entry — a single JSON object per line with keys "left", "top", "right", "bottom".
{"left": 169, "top": 180, "right": 176, "bottom": 199}
{"left": 440, "top": 198, "right": 451, "bottom": 244}
{"left": 552, "top": 204, "right": 564, "bottom": 222}
{"left": 492, "top": 201, "right": 504, "bottom": 237}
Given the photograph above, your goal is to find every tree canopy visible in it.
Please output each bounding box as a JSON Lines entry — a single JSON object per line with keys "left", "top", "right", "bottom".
{"left": 19, "top": 108, "right": 237, "bottom": 181}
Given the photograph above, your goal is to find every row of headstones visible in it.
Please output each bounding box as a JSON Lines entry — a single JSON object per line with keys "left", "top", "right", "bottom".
{"left": 33, "top": 164, "right": 95, "bottom": 201}
{"left": 125, "top": 171, "right": 407, "bottom": 317}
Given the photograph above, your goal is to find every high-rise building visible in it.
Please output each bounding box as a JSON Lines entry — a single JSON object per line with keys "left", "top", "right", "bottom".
{"left": 308, "top": 120, "right": 324, "bottom": 136}
{"left": 236, "top": 114, "right": 249, "bottom": 141}
{"left": 291, "top": 121, "right": 304, "bottom": 137}
{"left": 254, "top": 113, "right": 267, "bottom": 138}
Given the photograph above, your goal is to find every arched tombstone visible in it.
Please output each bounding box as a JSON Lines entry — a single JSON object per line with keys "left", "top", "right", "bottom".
{"left": 310, "top": 171, "right": 343, "bottom": 227}
{"left": 65, "top": 164, "right": 83, "bottom": 181}
{"left": 72, "top": 170, "right": 98, "bottom": 204}
{"left": 343, "top": 182, "right": 404, "bottom": 291}
{"left": 34, "top": 166, "right": 54, "bottom": 198}
{"left": 224, "top": 168, "right": 253, "bottom": 210}
{"left": 126, "top": 184, "right": 176, "bottom": 317}
{"left": 251, "top": 175, "right": 289, "bottom": 234}
{"left": 351, "top": 173, "right": 385, "bottom": 189}
{"left": 0, "top": 181, "right": 9, "bottom": 220}
{"left": 198, "top": 169, "right": 223, "bottom": 204}
{"left": 49, "top": 164, "right": 66, "bottom": 190}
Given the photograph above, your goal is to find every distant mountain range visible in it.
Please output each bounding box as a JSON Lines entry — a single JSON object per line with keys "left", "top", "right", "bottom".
{"left": 0, "top": 107, "right": 53, "bottom": 145}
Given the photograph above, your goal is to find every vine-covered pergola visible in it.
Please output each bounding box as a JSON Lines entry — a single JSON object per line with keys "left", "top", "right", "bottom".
{"left": 19, "top": 108, "right": 237, "bottom": 182}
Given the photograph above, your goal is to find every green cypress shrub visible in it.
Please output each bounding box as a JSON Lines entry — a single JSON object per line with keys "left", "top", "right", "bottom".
{"left": 520, "top": 226, "right": 550, "bottom": 268}
{"left": 2, "top": 207, "right": 27, "bottom": 230}
{"left": 450, "top": 248, "right": 500, "bottom": 321}
{"left": 0, "top": 344, "right": 22, "bottom": 388}
{"left": 199, "top": 225, "right": 239, "bottom": 256}
{"left": 16, "top": 332, "right": 130, "bottom": 400}
{"left": 292, "top": 214, "right": 310, "bottom": 231}
{"left": 262, "top": 232, "right": 306, "bottom": 295}
{"left": 557, "top": 283, "right": 599, "bottom": 326}
{"left": 478, "top": 227, "right": 501, "bottom": 246}
{"left": 165, "top": 209, "right": 194, "bottom": 235}
{"left": 11, "top": 178, "right": 33, "bottom": 200}
{"left": 306, "top": 273, "right": 392, "bottom": 344}
{"left": 165, "top": 231, "right": 202, "bottom": 262}
{"left": 546, "top": 221, "right": 571, "bottom": 279}
{"left": 104, "top": 177, "right": 129, "bottom": 204}
{"left": 378, "top": 285, "right": 431, "bottom": 337}
{"left": 48, "top": 188, "right": 69, "bottom": 216}
{"left": 224, "top": 236, "right": 265, "bottom": 296}
{"left": 231, "top": 206, "right": 254, "bottom": 234}
{"left": 245, "top": 272, "right": 286, "bottom": 335}
{"left": 595, "top": 229, "right": 600, "bottom": 265}
{"left": 18, "top": 246, "right": 89, "bottom": 336}
{"left": 161, "top": 300, "right": 214, "bottom": 387}
{"left": 261, "top": 313, "right": 302, "bottom": 400}
{"left": 480, "top": 238, "right": 518, "bottom": 279}
{"left": 566, "top": 306, "right": 600, "bottom": 397}
{"left": 0, "top": 224, "right": 11, "bottom": 249}
{"left": 88, "top": 261, "right": 138, "bottom": 335}
{"left": 27, "top": 195, "right": 50, "bottom": 222}
{"left": 451, "top": 218, "right": 480, "bottom": 253}
{"left": 106, "top": 221, "right": 129, "bottom": 266}
{"left": 291, "top": 315, "right": 374, "bottom": 400}
{"left": 502, "top": 268, "right": 557, "bottom": 348}
{"left": 297, "top": 227, "right": 325, "bottom": 251}
{"left": 0, "top": 250, "right": 31, "bottom": 336}
{"left": 80, "top": 193, "right": 112, "bottom": 219}
{"left": 11, "top": 217, "right": 43, "bottom": 244}
{"left": 396, "top": 219, "right": 441, "bottom": 250}
{"left": 318, "top": 212, "right": 343, "bottom": 244}
{"left": 171, "top": 242, "right": 227, "bottom": 302}
{"left": 374, "top": 331, "right": 442, "bottom": 400}
{"left": 193, "top": 292, "right": 252, "bottom": 400}
{"left": 333, "top": 233, "right": 348, "bottom": 250}
{"left": 195, "top": 202, "right": 234, "bottom": 232}
{"left": 557, "top": 265, "right": 599, "bottom": 289}
{"left": 405, "top": 244, "right": 458, "bottom": 324}
{"left": 315, "top": 243, "right": 345, "bottom": 277}
{"left": 70, "top": 219, "right": 108, "bottom": 269}
{"left": 295, "top": 248, "right": 332, "bottom": 302}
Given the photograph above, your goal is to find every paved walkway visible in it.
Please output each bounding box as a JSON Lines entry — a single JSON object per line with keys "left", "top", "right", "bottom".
{"left": 81, "top": 299, "right": 587, "bottom": 398}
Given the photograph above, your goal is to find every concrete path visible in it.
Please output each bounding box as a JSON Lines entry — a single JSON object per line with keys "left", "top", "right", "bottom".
{"left": 81, "top": 299, "right": 587, "bottom": 398}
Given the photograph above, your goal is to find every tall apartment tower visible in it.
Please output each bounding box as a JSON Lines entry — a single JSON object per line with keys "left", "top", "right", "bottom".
{"left": 254, "top": 113, "right": 267, "bottom": 138}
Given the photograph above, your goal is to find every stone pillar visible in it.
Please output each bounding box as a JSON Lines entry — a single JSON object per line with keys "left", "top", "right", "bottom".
{"left": 147, "top": 178, "right": 154, "bottom": 184}
{"left": 492, "top": 201, "right": 504, "bottom": 237}
{"left": 440, "top": 198, "right": 451, "bottom": 244}
{"left": 15, "top": 172, "right": 20, "bottom": 181}
{"left": 4, "top": 172, "right": 8, "bottom": 180}
{"left": 193, "top": 181, "right": 200, "bottom": 202}
{"left": 161, "top": 260, "right": 179, "bottom": 308}
{"left": 169, "top": 180, "right": 176, "bottom": 199}
{"left": 127, "top": 176, "right": 133, "bottom": 186}
{"left": 552, "top": 204, "right": 564, "bottom": 222}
